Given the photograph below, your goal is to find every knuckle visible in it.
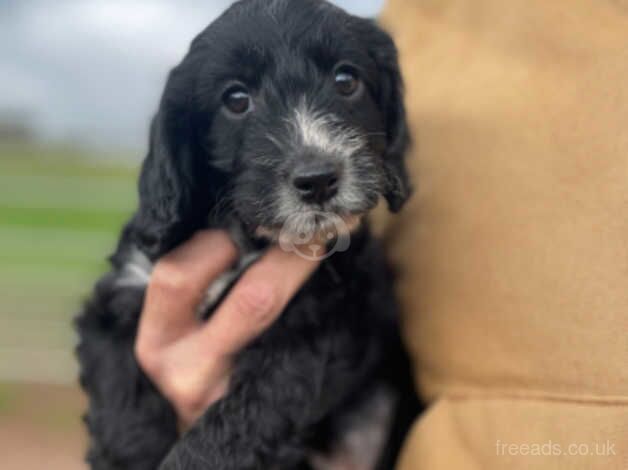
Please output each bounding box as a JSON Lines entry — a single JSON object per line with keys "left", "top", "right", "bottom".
{"left": 134, "top": 341, "right": 159, "bottom": 375}
{"left": 150, "top": 264, "right": 195, "bottom": 299}
{"left": 233, "top": 280, "right": 280, "bottom": 325}
{"left": 174, "top": 391, "right": 202, "bottom": 413}
{"left": 168, "top": 383, "right": 207, "bottom": 415}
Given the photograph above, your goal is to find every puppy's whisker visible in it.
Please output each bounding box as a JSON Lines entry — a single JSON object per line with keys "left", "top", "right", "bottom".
{"left": 209, "top": 184, "right": 237, "bottom": 221}
{"left": 252, "top": 155, "right": 277, "bottom": 168}
{"left": 265, "top": 133, "right": 285, "bottom": 151}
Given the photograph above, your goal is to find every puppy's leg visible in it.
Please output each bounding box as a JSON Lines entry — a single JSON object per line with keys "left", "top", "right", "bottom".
{"left": 158, "top": 336, "right": 366, "bottom": 470}
{"left": 76, "top": 275, "right": 178, "bottom": 470}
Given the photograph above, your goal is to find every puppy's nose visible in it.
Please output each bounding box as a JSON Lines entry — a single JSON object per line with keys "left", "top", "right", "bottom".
{"left": 292, "top": 162, "right": 339, "bottom": 204}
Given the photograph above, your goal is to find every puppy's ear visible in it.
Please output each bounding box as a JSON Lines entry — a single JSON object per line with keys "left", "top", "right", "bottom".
{"left": 369, "top": 24, "right": 412, "bottom": 212}
{"left": 131, "top": 64, "right": 209, "bottom": 259}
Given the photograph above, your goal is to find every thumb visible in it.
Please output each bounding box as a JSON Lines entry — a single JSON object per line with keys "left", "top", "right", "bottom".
{"left": 197, "top": 247, "right": 319, "bottom": 357}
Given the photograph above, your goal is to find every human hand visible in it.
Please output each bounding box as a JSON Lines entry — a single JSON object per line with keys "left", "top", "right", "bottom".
{"left": 135, "top": 230, "right": 319, "bottom": 429}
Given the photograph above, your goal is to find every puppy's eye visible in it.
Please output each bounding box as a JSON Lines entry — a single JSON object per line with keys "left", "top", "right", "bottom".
{"left": 334, "top": 66, "right": 360, "bottom": 97}
{"left": 222, "top": 86, "right": 252, "bottom": 115}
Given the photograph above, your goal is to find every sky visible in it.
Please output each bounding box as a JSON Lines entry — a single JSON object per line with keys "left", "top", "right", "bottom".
{"left": 0, "top": 0, "right": 385, "bottom": 154}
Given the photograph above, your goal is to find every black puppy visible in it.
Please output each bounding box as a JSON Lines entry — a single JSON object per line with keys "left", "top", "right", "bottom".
{"left": 76, "top": 0, "right": 418, "bottom": 468}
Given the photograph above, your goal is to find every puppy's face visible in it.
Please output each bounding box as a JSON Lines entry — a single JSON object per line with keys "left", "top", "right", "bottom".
{"left": 214, "top": 71, "right": 383, "bottom": 241}
{"left": 135, "top": 0, "right": 410, "bottom": 256}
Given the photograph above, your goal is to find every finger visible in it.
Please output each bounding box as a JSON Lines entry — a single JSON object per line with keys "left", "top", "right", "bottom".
{"left": 197, "top": 247, "right": 320, "bottom": 356}
{"left": 139, "top": 230, "right": 238, "bottom": 339}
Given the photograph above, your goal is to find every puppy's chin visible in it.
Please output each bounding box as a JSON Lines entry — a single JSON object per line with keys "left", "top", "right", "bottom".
{"left": 254, "top": 212, "right": 363, "bottom": 245}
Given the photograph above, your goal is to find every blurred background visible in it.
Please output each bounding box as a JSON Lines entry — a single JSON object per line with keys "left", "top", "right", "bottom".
{"left": 0, "top": 0, "right": 384, "bottom": 467}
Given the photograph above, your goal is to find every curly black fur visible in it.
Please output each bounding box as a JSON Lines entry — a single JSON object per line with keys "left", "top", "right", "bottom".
{"left": 75, "top": 1, "right": 419, "bottom": 468}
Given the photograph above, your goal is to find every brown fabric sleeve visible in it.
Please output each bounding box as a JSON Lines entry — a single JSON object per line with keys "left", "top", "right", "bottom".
{"left": 379, "top": 0, "right": 628, "bottom": 468}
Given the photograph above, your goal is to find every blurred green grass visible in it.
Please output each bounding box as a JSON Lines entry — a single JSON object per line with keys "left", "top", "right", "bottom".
{"left": 0, "top": 141, "right": 138, "bottom": 383}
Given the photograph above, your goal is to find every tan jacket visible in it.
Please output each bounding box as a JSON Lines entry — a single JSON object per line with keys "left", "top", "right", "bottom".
{"left": 378, "top": 1, "right": 628, "bottom": 468}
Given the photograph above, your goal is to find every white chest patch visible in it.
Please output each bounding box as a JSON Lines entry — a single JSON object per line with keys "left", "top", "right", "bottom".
{"left": 309, "top": 387, "right": 396, "bottom": 470}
